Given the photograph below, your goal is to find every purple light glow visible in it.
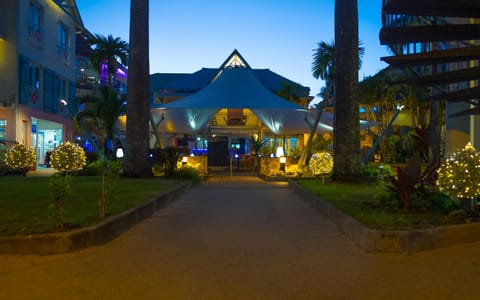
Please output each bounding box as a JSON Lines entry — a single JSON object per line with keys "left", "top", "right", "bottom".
{"left": 101, "top": 63, "right": 108, "bottom": 83}
{"left": 116, "top": 68, "right": 127, "bottom": 78}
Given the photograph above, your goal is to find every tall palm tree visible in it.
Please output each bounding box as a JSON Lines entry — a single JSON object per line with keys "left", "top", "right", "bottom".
{"left": 124, "top": 0, "right": 151, "bottom": 177}
{"left": 332, "top": 0, "right": 363, "bottom": 181}
{"left": 88, "top": 34, "right": 129, "bottom": 85}
{"left": 298, "top": 40, "right": 364, "bottom": 168}
{"left": 297, "top": 41, "right": 336, "bottom": 168}
{"left": 75, "top": 86, "right": 125, "bottom": 158}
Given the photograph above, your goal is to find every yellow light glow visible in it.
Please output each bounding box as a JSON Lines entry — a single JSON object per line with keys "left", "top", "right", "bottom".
{"left": 279, "top": 157, "right": 286, "bottom": 164}
{"left": 276, "top": 146, "right": 284, "bottom": 157}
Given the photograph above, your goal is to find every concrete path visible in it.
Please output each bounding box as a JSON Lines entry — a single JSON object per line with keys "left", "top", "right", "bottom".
{"left": 1, "top": 176, "right": 480, "bottom": 299}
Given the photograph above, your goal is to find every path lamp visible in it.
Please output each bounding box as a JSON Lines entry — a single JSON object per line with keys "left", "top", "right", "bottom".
{"left": 115, "top": 147, "right": 124, "bottom": 159}
{"left": 279, "top": 156, "right": 286, "bottom": 173}
{"left": 182, "top": 156, "right": 188, "bottom": 166}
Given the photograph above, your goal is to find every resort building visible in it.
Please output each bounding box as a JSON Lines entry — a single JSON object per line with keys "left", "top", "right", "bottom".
{"left": 0, "top": 0, "right": 86, "bottom": 166}
{"left": 149, "top": 50, "right": 316, "bottom": 168}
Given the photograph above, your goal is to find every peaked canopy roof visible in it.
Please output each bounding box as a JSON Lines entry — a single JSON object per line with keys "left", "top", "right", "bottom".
{"left": 154, "top": 67, "right": 304, "bottom": 110}
{"left": 150, "top": 50, "right": 376, "bottom": 135}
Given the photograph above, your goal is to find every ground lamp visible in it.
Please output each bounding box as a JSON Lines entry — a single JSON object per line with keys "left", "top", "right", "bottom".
{"left": 182, "top": 156, "right": 188, "bottom": 166}
{"left": 276, "top": 147, "right": 286, "bottom": 172}
{"left": 279, "top": 156, "right": 286, "bottom": 172}
{"left": 115, "top": 147, "right": 124, "bottom": 159}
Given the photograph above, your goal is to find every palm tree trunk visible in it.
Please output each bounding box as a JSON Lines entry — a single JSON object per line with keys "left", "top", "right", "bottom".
{"left": 297, "top": 84, "right": 332, "bottom": 168}
{"left": 332, "top": 0, "right": 363, "bottom": 181}
{"left": 124, "top": 0, "right": 152, "bottom": 177}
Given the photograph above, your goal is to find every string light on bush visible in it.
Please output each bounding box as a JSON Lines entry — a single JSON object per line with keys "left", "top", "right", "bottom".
{"left": 437, "top": 142, "right": 480, "bottom": 199}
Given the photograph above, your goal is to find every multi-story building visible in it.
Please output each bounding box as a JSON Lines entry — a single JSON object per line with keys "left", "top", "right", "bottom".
{"left": 380, "top": 0, "right": 480, "bottom": 153}
{"left": 0, "top": 0, "right": 86, "bottom": 166}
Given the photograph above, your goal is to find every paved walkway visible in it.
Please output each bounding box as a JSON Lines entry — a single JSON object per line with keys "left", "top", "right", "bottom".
{"left": 1, "top": 176, "right": 480, "bottom": 299}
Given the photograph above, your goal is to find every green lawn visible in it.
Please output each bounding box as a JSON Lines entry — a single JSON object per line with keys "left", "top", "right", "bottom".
{"left": 296, "top": 179, "right": 452, "bottom": 230}
{"left": 0, "top": 176, "right": 182, "bottom": 236}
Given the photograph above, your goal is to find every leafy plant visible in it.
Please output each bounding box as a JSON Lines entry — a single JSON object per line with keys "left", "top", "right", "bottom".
{"left": 150, "top": 147, "right": 186, "bottom": 178}
{"left": 50, "top": 173, "right": 71, "bottom": 231}
{"left": 249, "top": 135, "right": 266, "bottom": 155}
{"left": 375, "top": 182, "right": 398, "bottom": 211}
{"left": 422, "top": 191, "right": 456, "bottom": 214}
{"left": 388, "top": 154, "right": 421, "bottom": 209}
{"left": 99, "top": 159, "right": 121, "bottom": 217}
{"left": 362, "top": 163, "right": 393, "bottom": 180}
{"left": 49, "top": 142, "right": 87, "bottom": 231}
{"left": 175, "top": 166, "right": 202, "bottom": 185}
{"left": 384, "top": 126, "right": 441, "bottom": 211}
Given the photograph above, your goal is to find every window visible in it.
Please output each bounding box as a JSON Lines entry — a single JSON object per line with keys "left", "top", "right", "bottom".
{"left": 0, "top": 119, "right": 6, "bottom": 141}
{"left": 28, "top": 1, "right": 43, "bottom": 43}
{"left": 57, "top": 22, "right": 69, "bottom": 59}
{"left": 28, "top": 63, "right": 40, "bottom": 89}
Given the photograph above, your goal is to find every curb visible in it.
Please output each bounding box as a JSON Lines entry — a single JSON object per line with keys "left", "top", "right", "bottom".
{"left": 0, "top": 182, "right": 191, "bottom": 255}
{"left": 289, "top": 180, "right": 480, "bottom": 254}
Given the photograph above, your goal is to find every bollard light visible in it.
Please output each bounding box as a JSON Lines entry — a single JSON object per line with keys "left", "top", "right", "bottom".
{"left": 279, "top": 156, "right": 286, "bottom": 172}
{"left": 115, "top": 147, "right": 124, "bottom": 159}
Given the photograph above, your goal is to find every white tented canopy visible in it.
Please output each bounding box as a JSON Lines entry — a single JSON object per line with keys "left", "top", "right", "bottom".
{"left": 150, "top": 66, "right": 371, "bottom": 135}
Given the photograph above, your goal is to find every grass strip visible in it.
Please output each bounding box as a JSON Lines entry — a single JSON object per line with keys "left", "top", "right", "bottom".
{"left": 0, "top": 176, "right": 181, "bottom": 236}
{"left": 296, "top": 179, "right": 451, "bottom": 230}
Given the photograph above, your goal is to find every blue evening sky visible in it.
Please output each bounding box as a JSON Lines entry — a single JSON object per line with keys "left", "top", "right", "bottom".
{"left": 76, "top": 0, "right": 390, "bottom": 104}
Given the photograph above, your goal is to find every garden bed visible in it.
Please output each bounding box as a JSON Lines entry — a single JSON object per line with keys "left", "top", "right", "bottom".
{"left": 292, "top": 179, "right": 480, "bottom": 253}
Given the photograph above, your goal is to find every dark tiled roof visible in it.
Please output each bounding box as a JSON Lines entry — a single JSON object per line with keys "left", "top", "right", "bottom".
{"left": 151, "top": 68, "right": 310, "bottom": 97}
{"left": 150, "top": 73, "right": 189, "bottom": 89}
{"left": 161, "top": 68, "right": 218, "bottom": 92}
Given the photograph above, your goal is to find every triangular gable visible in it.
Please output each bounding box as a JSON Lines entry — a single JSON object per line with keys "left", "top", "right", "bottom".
{"left": 211, "top": 50, "right": 251, "bottom": 82}
{"left": 219, "top": 49, "right": 251, "bottom": 70}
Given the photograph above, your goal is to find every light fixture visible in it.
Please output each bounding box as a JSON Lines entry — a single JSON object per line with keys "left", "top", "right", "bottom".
{"left": 182, "top": 156, "right": 188, "bottom": 165}
{"left": 279, "top": 156, "right": 286, "bottom": 172}
{"left": 276, "top": 146, "right": 284, "bottom": 157}
{"left": 115, "top": 147, "right": 124, "bottom": 158}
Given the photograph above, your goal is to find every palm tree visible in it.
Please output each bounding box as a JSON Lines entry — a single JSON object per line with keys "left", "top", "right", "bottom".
{"left": 88, "top": 34, "right": 129, "bottom": 86}
{"left": 75, "top": 86, "right": 125, "bottom": 158}
{"left": 276, "top": 81, "right": 305, "bottom": 107}
{"left": 124, "top": 0, "right": 151, "bottom": 177}
{"left": 298, "top": 40, "right": 364, "bottom": 168}
{"left": 332, "top": 0, "right": 362, "bottom": 181}
{"left": 297, "top": 41, "right": 336, "bottom": 168}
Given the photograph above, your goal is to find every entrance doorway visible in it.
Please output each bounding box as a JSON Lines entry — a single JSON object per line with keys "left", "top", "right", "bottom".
{"left": 207, "top": 137, "right": 229, "bottom": 168}
{"left": 32, "top": 118, "right": 63, "bottom": 167}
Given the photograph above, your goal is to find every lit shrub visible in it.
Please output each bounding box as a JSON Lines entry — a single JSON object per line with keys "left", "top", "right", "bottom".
{"left": 50, "top": 141, "right": 87, "bottom": 173}
{"left": 437, "top": 143, "right": 480, "bottom": 200}
{"left": 309, "top": 152, "right": 333, "bottom": 176}
{"left": 4, "top": 144, "right": 36, "bottom": 174}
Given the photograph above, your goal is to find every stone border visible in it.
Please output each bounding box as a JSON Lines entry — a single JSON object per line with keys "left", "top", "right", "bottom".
{"left": 0, "top": 182, "right": 191, "bottom": 255}
{"left": 289, "top": 180, "right": 480, "bottom": 254}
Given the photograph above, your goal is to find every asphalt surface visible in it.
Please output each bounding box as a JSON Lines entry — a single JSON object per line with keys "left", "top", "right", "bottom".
{"left": 1, "top": 176, "right": 480, "bottom": 299}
